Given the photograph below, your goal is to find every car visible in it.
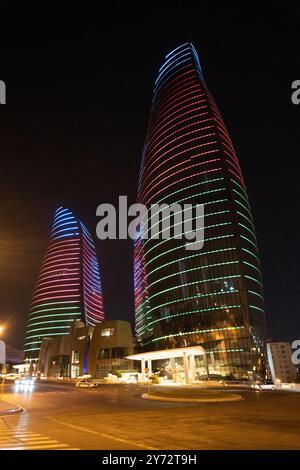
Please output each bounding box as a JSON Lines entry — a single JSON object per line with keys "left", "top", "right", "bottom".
{"left": 2, "top": 373, "right": 21, "bottom": 381}
{"left": 258, "top": 383, "right": 275, "bottom": 391}
{"left": 251, "top": 381, "right": 275, "bottom": 391}
{"left": 75, "top": 380, "right": 98, "bottom": 388}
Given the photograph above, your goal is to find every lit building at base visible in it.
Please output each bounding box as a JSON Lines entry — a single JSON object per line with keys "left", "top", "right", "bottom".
{"left": 267, "top": 341, "right": 297, "bottom": 384}
{"left": 24, "top": 206, "right": 105, "bottom": 360}
{"left": 134, "top": 43, "right": 266, "bottom": 380}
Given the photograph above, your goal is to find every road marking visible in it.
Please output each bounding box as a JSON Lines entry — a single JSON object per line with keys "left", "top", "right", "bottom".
{"left": 0, "top": 417, "right": 78, "bottom": 450}
{"left": 1, "top": 443, "right": 71, "bottom": 450}
{"left": 19, "top": 437, "right": 58, "bottom": 441}
{"left": 48, "top": 417, "right": 157, "bottom": 450}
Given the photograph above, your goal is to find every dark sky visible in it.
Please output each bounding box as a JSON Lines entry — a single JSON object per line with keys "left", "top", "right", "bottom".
{"left": 0, "top": 3, "right": 299, "bottom": 349}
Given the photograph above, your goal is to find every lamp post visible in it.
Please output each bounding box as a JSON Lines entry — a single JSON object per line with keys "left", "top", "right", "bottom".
{"left": 0, "top": 325, "right": 6, "bottom": 400}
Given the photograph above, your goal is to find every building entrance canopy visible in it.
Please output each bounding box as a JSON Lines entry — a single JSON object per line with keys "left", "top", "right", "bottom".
{"left": 126, "top": 345, "right": 205, "bottom": 361}
{"left": 126, "top": 345, "right": 206, "bottom": 383}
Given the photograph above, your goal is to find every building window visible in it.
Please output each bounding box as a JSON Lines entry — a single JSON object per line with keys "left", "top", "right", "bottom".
{"left": 111, "top": 347, "right": 125, "bottom": 359}
{"left": 98, "top": 348, "right": 110, "bottom": 360}
{"left": 72, "top": 350, "right": 79, "bottom": 364}
{"left": 95, "top": 363, "right": 109, "bottom": 378}
{"left": 101, "top": 328, "right": 115, "bottom": 337}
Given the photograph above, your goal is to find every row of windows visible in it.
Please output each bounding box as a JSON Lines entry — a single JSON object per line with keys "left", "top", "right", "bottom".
{"left": 97, "top": 347, "right": 125, "bottom": 360}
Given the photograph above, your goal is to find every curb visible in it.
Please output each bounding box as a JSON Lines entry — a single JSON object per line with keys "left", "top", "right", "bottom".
{"left": 141, "top": 393, "right": 243, "bottom": 403}
{"left": 0, "top": 405, "right": 24, "bottom": 416}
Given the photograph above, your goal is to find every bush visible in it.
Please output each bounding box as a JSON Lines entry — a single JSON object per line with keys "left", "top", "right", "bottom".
{"left": 149, "top": 374, "right": 160, "bottom": 384}
{"left": 110, "top": 369, "right": 122, "bottom": 378}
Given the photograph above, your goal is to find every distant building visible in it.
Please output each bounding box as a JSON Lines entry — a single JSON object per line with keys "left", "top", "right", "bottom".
{"left": 0, "top": 340, "right": 5, "bottom": 365}
{"left": 267, "top": 342, "right": 297, "bottom": 383}
{"left": 6, "top": 344, "right": 24, "bottom": 364}
{"left": 0, "top": 341, "right": 24, "bottom": 365}
{"left": 39, "top": 320, "right": 135, "bottom": 378}
{"left": 24, "top": 206, "right": 105, "bottom": 360}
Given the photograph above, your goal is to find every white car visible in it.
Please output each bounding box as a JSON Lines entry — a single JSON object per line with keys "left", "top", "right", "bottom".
{"left": 75, "top": 380, "right": 97, "bottom": 388}
{"left": 3, "top": 373, "right": 21, "bottom": 381}
{"left": 252, "top": 382, "right": 275, "bottom": 391}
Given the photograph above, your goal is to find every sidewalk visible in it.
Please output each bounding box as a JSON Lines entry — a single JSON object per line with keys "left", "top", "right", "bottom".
{"left": 0, "top": 399, "right": 23, "bottom": 416}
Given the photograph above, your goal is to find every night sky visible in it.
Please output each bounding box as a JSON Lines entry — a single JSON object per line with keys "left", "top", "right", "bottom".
{"left": 0, "top": 3, "right": 299, "bottom": 349}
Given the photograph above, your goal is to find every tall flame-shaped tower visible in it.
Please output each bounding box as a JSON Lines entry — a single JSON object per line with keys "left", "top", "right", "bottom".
{"left": 134, "top": 43, "right": 266, "bottom": 379}
{"left": 24, "top": 207, "right": 104, "bottom": 359}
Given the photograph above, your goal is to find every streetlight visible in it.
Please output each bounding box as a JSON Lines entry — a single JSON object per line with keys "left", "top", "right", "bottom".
{"left": 0, "top": 326, "right": 6, "bottom": 400}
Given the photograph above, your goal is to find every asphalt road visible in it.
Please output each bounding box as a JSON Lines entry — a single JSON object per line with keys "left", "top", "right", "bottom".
{"left": 0, "top": 382, "right": 300, "bottom": 450}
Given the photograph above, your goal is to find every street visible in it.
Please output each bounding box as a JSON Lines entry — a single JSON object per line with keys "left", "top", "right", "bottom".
{"left": 0, "top": 382, "right": 300, "bottom": 450}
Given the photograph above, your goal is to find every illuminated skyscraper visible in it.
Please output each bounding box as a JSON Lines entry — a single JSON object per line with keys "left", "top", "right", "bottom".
{"left": 24, "top": 207, "right": 104, "bottom": 359}
{"left": 134, "top": 43, "right": 266, "bottom": 379}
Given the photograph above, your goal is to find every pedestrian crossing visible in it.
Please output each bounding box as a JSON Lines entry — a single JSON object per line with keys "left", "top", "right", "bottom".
{"left": 0, "top": 418, "right": 78, "bottom": 450}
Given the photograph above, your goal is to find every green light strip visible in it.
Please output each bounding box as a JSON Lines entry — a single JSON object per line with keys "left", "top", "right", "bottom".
{"left": 26, "top": 322, "right": 77, "bottom": 335}
{"left": 240, "top": 235, "right": 258, "bottom": 250}
{"left": 245, "top": 275, "right": 263, "bottom": 287}
{"left": 27, "top": 317, "right": 81, "bottom": 329}
{"left": 24, "top": 332, "right": 69, "bottom": 345}
{"left": 249, "top": 290, "right": 264, "bottom": 300}
{"left": 151, "top": 176, "right": 225, "bottom": 208}
{"left": 148, "top": 288, "right": 239, "bottom": 315}
{"left": 242, "top": 247, "right": 260, "bottom": 262}
{"left": 231, "top": 179, "right": 251, "bottom": 207}
{"left": 142, "top": 186, "right": 227, "bottom": 227}
{"left": 147, "top": 247, "right": 237, "bottom": 277}
{"left": 27, "top": 312, "right": 83, "bottom": 324}
{"left": 206, "top": 348, "right": 245, "bottom": 353}
{"left": 145, "top": 234, "right": 235, "bottom": 268}
{"left": 147, "top": 304, "right": 242, "bottom": 327}
{"left": 249, "top": 305, "right": 265, "bottom": 313}
{"left": 237, "top": 210, "right": 255, "bottom": 230}
{"left": 144, "top": 221, "right": 232, "bottom": 256}
{"left": 147, "top": 260, "right": 239, "bottom": 289}
{"left": 29, "top": 305, "right": 80, "bottom": 317}
{"left": 31, "top": 301, "right": 80, "bottom": 311}
{"left": 243, "top": 261, "right": 262, "bottom": 275}
{"left": 233, "top": 193, "right": 254, "bottom": 220}
{"left": 151, "top": 325, "right": 246, "bottom": 343}
{"left": 147, "top": 274, "right": 242, "bottom": 301}
{"left": 143, "top": 208, "right": 230, "bottom": 241}
{"left": 238, "top": 222, "right": 257, "bottom": 240}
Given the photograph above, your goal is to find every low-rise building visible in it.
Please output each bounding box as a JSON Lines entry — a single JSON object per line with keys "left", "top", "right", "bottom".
{"left": 88, "top": 320, "right": 134, "bottom": 378}
{"left": 267, "top": 341, "right": 297, "bottom": 383}
{"left": 39, "top": 320, "right": 135, "bottom": 379}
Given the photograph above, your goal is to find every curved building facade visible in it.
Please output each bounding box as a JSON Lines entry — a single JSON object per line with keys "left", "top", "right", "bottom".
{"left": 134, "top": 43, "right": 266, "bottom": 380}
{"left": 24, "top": 207, "right": 105, "bottom": 359}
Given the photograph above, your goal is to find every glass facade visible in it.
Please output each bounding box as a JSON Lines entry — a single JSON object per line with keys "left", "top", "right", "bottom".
{"left": 24, "top": 206, "right": 105, "bottom": 359}
{"left": 134, "top": 43, "right": 266, "bottom": 380}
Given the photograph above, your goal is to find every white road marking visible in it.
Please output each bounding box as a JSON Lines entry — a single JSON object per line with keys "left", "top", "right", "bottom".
{"left": 0, "top": 417, "right": 78, "bottom": 450}
{"left": 48, "top": 417, "right": 157, "bottom": 450}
